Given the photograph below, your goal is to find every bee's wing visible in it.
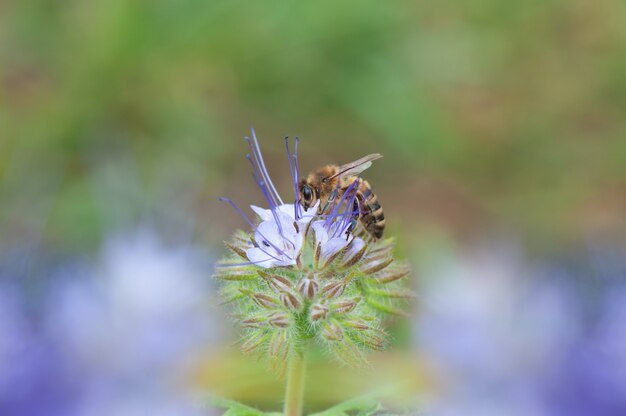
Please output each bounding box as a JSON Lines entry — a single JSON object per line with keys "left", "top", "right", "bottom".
{"left": 327, "top": 153, "right": 383, "bottom": 180}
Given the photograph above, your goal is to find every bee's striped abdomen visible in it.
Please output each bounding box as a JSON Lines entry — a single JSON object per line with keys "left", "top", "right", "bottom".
{"left": 357, "top": 180, "right": 385, "bottom": 239}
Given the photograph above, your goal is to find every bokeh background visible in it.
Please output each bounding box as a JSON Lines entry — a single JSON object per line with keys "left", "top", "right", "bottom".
{"left": 2, "top": 1, "right": 626, "bottom": 414}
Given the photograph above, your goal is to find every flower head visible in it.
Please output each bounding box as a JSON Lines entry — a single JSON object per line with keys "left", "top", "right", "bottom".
{"left": 215, "top": 129, "right": 411, "bottom": 367}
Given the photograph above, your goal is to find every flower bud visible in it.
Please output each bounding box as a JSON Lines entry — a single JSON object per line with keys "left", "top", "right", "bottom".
{"left": 341, "top": 238, "right": 367, "bottom": 268}
{"left": 321, "top": 280, "right": 345, "bottom": 299}
{"left": 241, "top": 331, "right": 270, "bottom": 353}
{"left": 225, "top": 242, "right": 247, "bottom": 259}
{"left": 368, "top": 288, "right": 415, "bottom": 299}
{"left": 321, "top": 321, "right": 343, "bottom": 341}
{"left": 332, "top": 297, "right": 360, "bottom": 314}
{"left": 310, "top": 303, "right": 329, "bottom": 321}
{"left": 269, "top": 330, "right": 288, "bottom": 358}
{"left": 280, "top": 291, "right": 302, "bottom": 311}
{"left": 343, "top": 319, "right": 370, "bottom": 330}
{"left": 268, "top": 312, "right": 291, "bottom": 328}
{"left": 214, "top": 266, "right": 256, "bottom": 281}
{"left": 366, "top": 298, "right": 410, "bottom": 317}
{"left": 368, "top": 242, "right": 393, "bottom": 257}
{"left": 354, "top": 331, "right": 386, "bottom": 351}
{"left": 248, "top": 292, "right": 279, "bottom": 309}
{"left": 258, "top": 270, "right": 293, "bottom": 292}
{"left": 314, "top": 243, "right": 322, "bottom": 268}
{"left": 241, "top": 316, "right": 266, "bottom": 328}
{"left": 360, "top": 257, "right": 393, "bottom": 275}
{"left": 374, "top": 267, "right": 410, "bottom": 284}
{"left": 297, "top": 274, "right": 319, "bottom": 299}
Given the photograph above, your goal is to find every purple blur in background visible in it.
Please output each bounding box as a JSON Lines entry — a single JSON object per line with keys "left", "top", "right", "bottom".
{"left": 0, "top": 230, "right": 218, "bottom": 416}
{"left": 415, "top": 242, "right": 626, "bottom": 416}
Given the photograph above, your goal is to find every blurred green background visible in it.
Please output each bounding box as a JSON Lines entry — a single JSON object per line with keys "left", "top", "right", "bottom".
{"left": 3, "top": 0, "right": 626, "bottom": 254}
{"left": 1, "top": 0, "right": 626, "bottom": 411}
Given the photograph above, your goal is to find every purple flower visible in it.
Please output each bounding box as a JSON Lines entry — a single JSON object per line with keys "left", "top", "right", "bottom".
{"left": 220, "top": 129, "right": 323, "bottom": 268}
{"left": 215, "top": 131, "right": 409, "bottom": 370}
{"left": 246, "top": 212, "right": 303, "bottom": 267}
{"left": 311, "top": 220, "right": 361, "bottom": 266}
{"left": 310, "top": 175, "right": 362, "bottom": 265}
{"left": 247, "top": 203, "right": 318, "bottom": 268}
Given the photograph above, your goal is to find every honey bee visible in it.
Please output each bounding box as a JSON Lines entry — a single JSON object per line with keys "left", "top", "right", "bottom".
{"left": 298, "top": 154, "right": 385, "bottom": 239}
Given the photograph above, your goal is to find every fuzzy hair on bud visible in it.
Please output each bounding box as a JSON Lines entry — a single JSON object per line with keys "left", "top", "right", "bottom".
{"left": 280, "top": 291, "right": 302, "bottom": 311}
{"left": 310, "top": 303, "right": 329, "bottom": 321}
{"left": 259, "top": 271, "right": 293, "bottom": 292}
{"left": 297, "top": 274, "right": 319, "bottom": 299}
{"left": 268, "top": 312, "right": 291, "bottom": 328}
{"left": 321, "top": 321, "right": 344, "bottom": 341}
{"left": 332, "top": 297, "right": 360, "bottom": 315}
{"left": 321, "top": 280, "right": 346, "bottom": 299}
{"left": 249, "top": 292, "right": 279, "bottom": 309}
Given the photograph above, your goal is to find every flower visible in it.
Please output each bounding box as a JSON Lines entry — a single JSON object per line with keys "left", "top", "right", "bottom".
{"left": 215, "top": 129, "right": 411, "bottom": 368}
{"left": 312, "top": 220, "right": 361, "bottom": 266}
{"left": 219, "top": 128, "right": 314, "bottom": 268}
{"left": 246, "top": 213, "right": 303, "bottom": 267}
{"left": 247, "top": 202, "right": 319, "bottom": 268}
{"left": 311, "top": 176, "right": 363, "bottom": 266}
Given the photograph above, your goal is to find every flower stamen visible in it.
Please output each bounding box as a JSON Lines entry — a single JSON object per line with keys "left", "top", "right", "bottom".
{"left": 247, "top": 128, "right": 283, "bottom": 205}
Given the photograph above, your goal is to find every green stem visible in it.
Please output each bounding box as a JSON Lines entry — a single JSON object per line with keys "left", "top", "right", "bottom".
{"left": 284, "top": 349, "right": 307, "bottom": 416}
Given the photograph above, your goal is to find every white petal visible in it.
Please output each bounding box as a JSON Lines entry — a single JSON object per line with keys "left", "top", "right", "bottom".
{"left": 311, "top": 221, "right": 330, "bottom": 245}
{"left": 277, "top": 211, "right": 299, "bottom": 238}
{"left": 297, "top": 201, "right": 320, "bottom": 225}
{"left": 256, "top": 220, "right": 285, "bottom": 249}
{"left": 250, "top": 205, "right": 273, "bottom": 221}
{"left": 253, "top": 207, "right": 300, "bottom": 245}
{"left": 253, "top": 204, "right": 302, "bottom": 222}
{"left": 254, "top": 215, "right": 303, "bottom": 262}
{"left": 277, "top": 204, "right": 298, "bottom": 220}
{"left": 343, "top": 237, "right": 365, "bottom": 262}
{"left": 274, "top": 257, "right": 298, "bottom": 267}
{"left": 274, "top": 211, "right": 303, "bottom": 253}
{"left": 245, "top": 247, "right": 277, "bottom": 268}
{"left": 320, "top": 237, "right": 351, "bottom": 264}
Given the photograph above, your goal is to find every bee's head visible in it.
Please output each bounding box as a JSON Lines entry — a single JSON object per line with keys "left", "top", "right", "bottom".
{"left": 298, "top": 179, "right": 317, "bottom": 210}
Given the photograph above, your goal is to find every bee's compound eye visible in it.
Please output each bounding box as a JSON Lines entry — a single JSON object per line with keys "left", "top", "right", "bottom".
{"left": 302, "top": 185, "right": 313, "bottom": 202}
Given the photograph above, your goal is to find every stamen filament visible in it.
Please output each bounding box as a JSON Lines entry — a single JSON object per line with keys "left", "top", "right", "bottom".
{"left": 285, "top": 137, "right": 301, "bottom": 220}
{"left": 251, "top": 128, "right": 284, "bottom": 205}
{"left": 246, "top": 149, "right": 278, "bottom": 209}
{"left": 337, "top": 188, "right": 359, "bottom": 237}
{"left": 246, "top": 155, "right": 297, "bottom": 250}
{"left": 293, "top": 137, "right": 302, "bottom": 218}
{"left": 326, "top": 179, "right": 358, "bottom": 230}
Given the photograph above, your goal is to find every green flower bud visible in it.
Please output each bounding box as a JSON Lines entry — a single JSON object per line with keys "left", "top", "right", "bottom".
{"left": 310, "top": 303, "right": 329, "bottom": 321}
{"left": 297, "top": 274, "right": 319, "bottom": 299}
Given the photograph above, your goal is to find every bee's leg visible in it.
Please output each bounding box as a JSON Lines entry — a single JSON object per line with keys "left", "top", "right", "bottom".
{"left": 321, "top": 187, "right": 340, "bottom": 213}
{"left": 345, "top": 218, "right": 358, "bottom": 240}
